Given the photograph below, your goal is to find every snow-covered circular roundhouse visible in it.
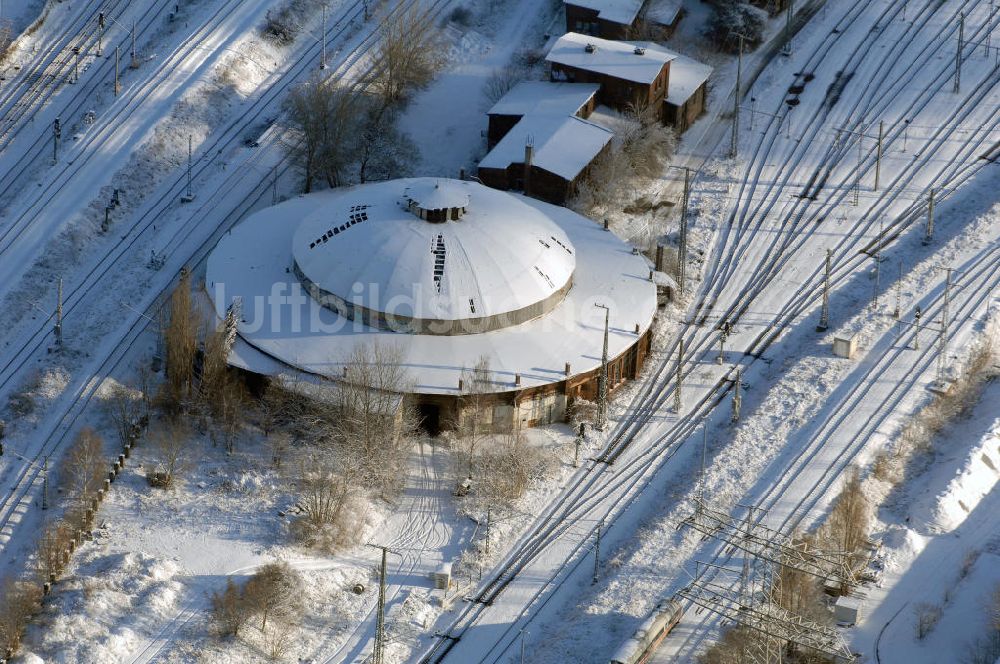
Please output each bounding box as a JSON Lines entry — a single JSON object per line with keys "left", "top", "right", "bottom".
{"left": 206, "top": 178, "right": 657, "bottom": 432}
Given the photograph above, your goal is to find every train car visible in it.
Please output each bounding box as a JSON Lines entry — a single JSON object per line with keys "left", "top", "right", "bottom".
{"left": 609, "top": 599, "right": 684, "bottom": 664}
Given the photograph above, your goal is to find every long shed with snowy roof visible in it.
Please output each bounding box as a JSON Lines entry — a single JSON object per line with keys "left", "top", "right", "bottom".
{"left": 486, "top": 81, "right": 600, "bottom": 147}
{"left": 547, "top": 32, "right": 674, "bottom": 112}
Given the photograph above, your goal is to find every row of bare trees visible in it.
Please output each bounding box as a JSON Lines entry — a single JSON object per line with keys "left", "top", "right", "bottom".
{"left": 0, "top": 426, "right": 117, "bottom": 657}
{"left": 282, "top": 6, "right": 442, "bottom": 192}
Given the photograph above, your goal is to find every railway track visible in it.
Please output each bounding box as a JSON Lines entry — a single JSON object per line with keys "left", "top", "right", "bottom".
{"left": 418, "top": 1, "right": 1000, "bottom": 660}
{"left": 668, "top": 240, "right": 1000, "bottom": 660}
{"left": 0, "top": 0, "right": 139, "bottom": 149}
{"left": 0, "top": 0, "right": 177, "bottom": 207}
{"left": 0, "top": 0, "right": 389, "bottom": 550}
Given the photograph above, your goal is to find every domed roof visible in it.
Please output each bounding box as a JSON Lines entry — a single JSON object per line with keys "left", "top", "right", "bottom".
{"left": 291, "top": 179, "right": 576, "bottom": 334}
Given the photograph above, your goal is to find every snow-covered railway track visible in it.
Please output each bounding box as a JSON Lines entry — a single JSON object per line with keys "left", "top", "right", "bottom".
{"left": 0, "top": 0, "right": 386, "bottom": 553}
{"left": 0, "top": 0, "right": 265, "bottom": 275}
{"left": 667, "top": 240, "right": 1000, "bottom": 660}
{"left": 695, "top": 0, "right": 987, "bottom": 331}
{"left": 0, "top": 0, "right": 177, "bottom": 199}
{"left": 0, "top": 0, "right": 138, "bottom": 148}
{"left": 420, "top": 2, "right": 1000, "bottom": 660}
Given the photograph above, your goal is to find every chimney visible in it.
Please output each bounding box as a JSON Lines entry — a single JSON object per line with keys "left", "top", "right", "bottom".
{"left": 523, "top": 138, "right": 534, "bottom": 197}
{"left": 515, "top": 373, "right": 522, "bottom": 387}
{"left": 564, "top": 362, "right": 571, "bottom": 376}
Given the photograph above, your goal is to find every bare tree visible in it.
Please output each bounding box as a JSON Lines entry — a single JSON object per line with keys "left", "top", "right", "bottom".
{"left": 148, "top": 422, "right": 191, "bottom": 488}
{"left": 356, "top": 102, "right": 417, "bottom": 184}
{"left": 824, "top": 466, "right": 870, "bottom": 559}
{"left": 452, "top": 356, "right": 496, "bottom": 479}
{"left": 333, "top": 342, "right": 418, "bottom": 494}
{"left": 244, "top": 561, "right": 304, "bottom": 631}
{"left": 61, "top": 427, "right": 106, "bottom": 504}
{"left": 366, "top": 5, "right": 443, "bottom": 109}
{"left": 483, "top": 64, "right": 524, "bottom": 106}
{"left": 107, "top": 383, "right": 142, "bottom": 450}
{"left": 0, "top": 577, "right": 42, "bottom": 654}
{"left": 162, "top": 270, "right": 198, "bottom": 412}
{"left": 209, "top": 577, "right": 252, "bottom": 638}
{"left": 283, "top": 76, "right": 362, "bottom": 192}
{"left": 262, "top": 619, "right": 296, "bottom": 660}
{"left": 914, "top": 602, "right": 943, "bottom": 639}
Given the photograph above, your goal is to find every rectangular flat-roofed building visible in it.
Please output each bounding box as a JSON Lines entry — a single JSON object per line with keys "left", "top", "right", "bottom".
{"left": 487, "top": 81, "right": 600, "bottom": 148}
{"left": 478, "top": 114, "right": 613, "bottom": 205}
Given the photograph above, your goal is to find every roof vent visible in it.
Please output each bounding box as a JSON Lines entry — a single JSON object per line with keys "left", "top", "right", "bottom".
{"left": 403, "top": 180, "right": 470, "bottom": 223}
{"left": 634, "top": 46, "right": 645, "bottom": 55}
{"left": 584, "top": 43, "right": 596, "bottom": 54}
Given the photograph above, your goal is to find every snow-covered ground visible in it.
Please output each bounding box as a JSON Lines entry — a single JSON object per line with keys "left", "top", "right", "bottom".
{"left": 1, "top": 0, "right": 998, "bottom": 662}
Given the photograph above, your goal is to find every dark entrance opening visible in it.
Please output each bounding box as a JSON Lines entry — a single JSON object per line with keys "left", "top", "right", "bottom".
{"left": 417, "top": 403, "right": 442, "bottom": 436}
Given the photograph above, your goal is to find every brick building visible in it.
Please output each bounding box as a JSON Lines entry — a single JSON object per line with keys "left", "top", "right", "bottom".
{"left": 486, "top": 81, "right": 600, "bottom": 148}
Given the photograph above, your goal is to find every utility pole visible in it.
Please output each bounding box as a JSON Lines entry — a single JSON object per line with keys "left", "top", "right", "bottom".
{"left": 731, "top": 34, "right": 744, "bottom": 158}
{"left": 731, "top": 368, "right": 742, "bottom": 423}
{"left": 54, "top": 277, "right": 63, "bottom": 346}
{"left": 874, "top": 121, "right": 884, "bottom": 191}
{"left": 893, "top": 260, "right": 902, "bottom": 319}
{"left": 181, "top": 135, "right": 195, "bottom": 202}
{"left": 783, "top": 0, "right": 794, "bottom": 55}
{"left": 872, "top": 219, "right": 883, "bottom": 312}
{"left": 520, "top": 629, "right": 528, "bottom": 664}
{"left": 913, "top": 306, "right": 922, "bottom": 350}
{"left": 72, "top": 46, "right": 80, "bottom": 83}
{"left": 320, "top": 3, "right": 327, "bottom": 69}
{"left": 677, "top": 167, "right": 690, "bottom": 293}
{"left": 902, "top": 119, "right": 910, "bottom": 152}
{"left": 592, "top": 520, "right": 603, "bottom": 584}
{"left": 574, "top": 422, "right": 584, "bottom": 468}
{"left": 374, "top": 546, "right": 387, "bottom": 664}
{"left": 97, "top": 12, "right": 105, "bottom": 56}
{"left": 595, "top": 304, "right": 610, "bottom": 431}
{"left": 114, "top": 45, "right": 120, "bottom": 96}
{"left": 673, "top": 338, "right": 683, "bottom": 413}
{"left": 485, "top": 505, "right": 491, "bottom": 557}
{"left": 954, "top": 12, "right": 964, "bottom": 93}
{"left": 271, "top": 165, "right": 278, "bottom": 205}
{"left": 130, "top": 19, "right": 138, "bottom": 69}
{"left": 817, "top": 248, "right": 831, "bottom": 331}
{"left": 923, "top": 188, "right": 935, "bottom": 244}
{"left": 937, "top": 269, "right": 953, "bottom": 383}
{"left": 52, "top": 117, "right": 60, "bottom": 163}
{"left": 717, "top": 322, "right": 728, "bottom": 365}
{"left": 853, "top": 130, "right": 862, "bottom": 206}
{"left": 42, "top": 456, "right": 49, "bottom": 510}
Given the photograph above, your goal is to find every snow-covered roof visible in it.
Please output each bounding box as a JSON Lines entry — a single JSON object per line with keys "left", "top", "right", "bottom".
{"left": 478, "top": 114, "right": 613, "bottom": 181}
{"left": 645, "top": 0, "right": 683, "bottom": 25}
{"left": 546, "top": 32, "right": 677, "bottom": 85}
{"left": 403, "top": 179, "right": 470, "bottom": 211}
{"left": 487, "top": 81, "right": 600, "bottom": 118}
{"left": 564, "top": 0, "right": 645, "bottom": 26}
{"left": 207, "top": 182, "right": 657, "bottom": 395}
{"left": 291, "top": 179, "right": 576, "bottom": 325}
{"left": 665, "top": 54, "right": 713, "bottom": 106}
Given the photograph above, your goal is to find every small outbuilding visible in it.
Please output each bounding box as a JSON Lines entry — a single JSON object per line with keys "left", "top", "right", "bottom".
{"left": 486, "top": 81, "right": 600, "bottom": 148}
{"left": 662, "top": 54, "right": 712, "bottom": 133}
{"left": 478, "top": 114, "right": 613, "bottom": 205}
{"left": 564, "top": 0, "right": 647, "bottom": 39}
